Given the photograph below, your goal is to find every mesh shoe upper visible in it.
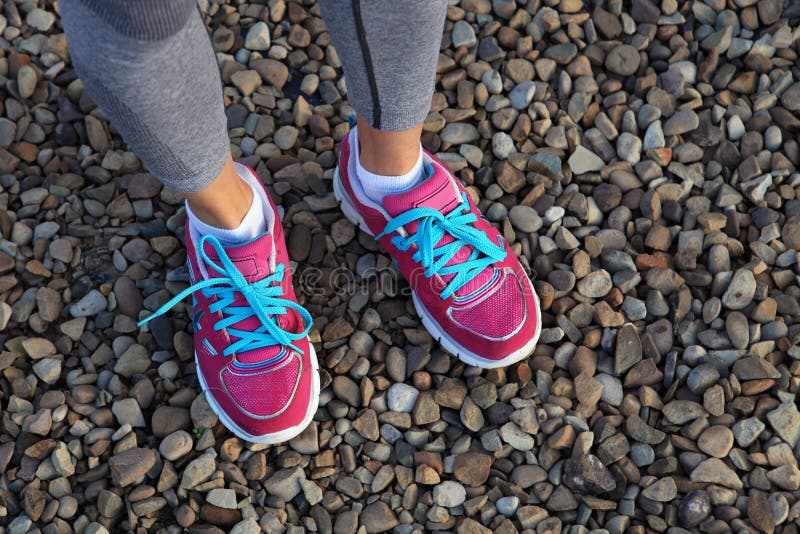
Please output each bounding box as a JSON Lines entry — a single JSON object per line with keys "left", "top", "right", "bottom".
{"left": 449, "top": 269, "right": 527, "bottom": 340}
{"left": 221, "top": 351, "right": 302, "bottom": 417}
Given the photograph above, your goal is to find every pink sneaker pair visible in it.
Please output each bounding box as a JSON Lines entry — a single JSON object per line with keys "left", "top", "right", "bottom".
{"left": 143, "top": 137, "right": 541, "bottom": 442}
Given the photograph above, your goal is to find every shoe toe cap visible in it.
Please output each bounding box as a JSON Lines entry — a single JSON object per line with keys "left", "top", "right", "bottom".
{"left": 220, "top": 353, "right": 303, "bottom": 420}
{"left": 450, "top": 270, "right": 530, "bottom": 340}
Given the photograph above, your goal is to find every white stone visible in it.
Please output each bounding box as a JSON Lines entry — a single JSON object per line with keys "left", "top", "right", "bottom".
{"left": 206, "top": 488, "right": 237, "bottom": 509}
{"left": 244, "top": 22, "right": 271, "bottom": 50}
{"left": 387, "top": 383, "right": 419, "bottom": 413}
{"left": 433, "top": 481, "right": 467, "bottom": 507}
{"left": 568, "top": 146, "right": 605, "bottom": 174}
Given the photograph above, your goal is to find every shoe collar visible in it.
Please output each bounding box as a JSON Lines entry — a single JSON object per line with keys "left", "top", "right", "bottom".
{"left": 188, "top": 162, "right": 277, "bottom": 281}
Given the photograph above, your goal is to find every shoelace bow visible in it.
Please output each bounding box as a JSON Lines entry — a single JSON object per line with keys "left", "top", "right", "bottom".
{"left": 376, "top": 192, "right": 507, "bottom": 300}
{"left": 139, "top": 234, "right": 312, "bottom": 356}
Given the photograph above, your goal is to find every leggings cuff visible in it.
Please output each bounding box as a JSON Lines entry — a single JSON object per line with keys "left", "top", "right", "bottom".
{"left": 360, "top": 106, "right": 430, "bottom": 132}
{"left": 165, "top": 144, "right": 230, "bottom": 194}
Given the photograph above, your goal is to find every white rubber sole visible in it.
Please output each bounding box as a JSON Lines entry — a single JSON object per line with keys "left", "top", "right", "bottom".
{"left": 333, "top": 168, "right": 541, "bottom": 369}
{"left": 195, "top": 343, "right": 320, "bottom": 444}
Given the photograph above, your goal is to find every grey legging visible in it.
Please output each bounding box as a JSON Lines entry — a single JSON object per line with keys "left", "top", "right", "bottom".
{"left": 60, "top": 0, "right": 447, "bottom": 193}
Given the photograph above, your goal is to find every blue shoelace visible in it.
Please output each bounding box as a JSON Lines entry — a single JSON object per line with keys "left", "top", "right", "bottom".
{"left": 139, "top": 234, "right": 312, "bottom": 356}
{"left": 376, "top": 192, "right": 507, "bottom": 300}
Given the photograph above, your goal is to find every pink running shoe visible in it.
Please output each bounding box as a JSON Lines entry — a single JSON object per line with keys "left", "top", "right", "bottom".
{"left": 141, "top": 164, "right": 319, "bottom": 444}
{"left": 333, "top": 129, "right": 541, "bottom": 368}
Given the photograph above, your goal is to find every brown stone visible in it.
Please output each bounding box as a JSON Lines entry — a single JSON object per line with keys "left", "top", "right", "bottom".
{"left": 574, "top": 372, "right": 603, "bottom": 406}
{"left": 495, "top": 161, "right": 526, "bottom": 193}
{"left": 454, "top": 452, "right": 492, "bottom": 487}
{"left": 748, "top": 491, "right": 775, "bottom": 534}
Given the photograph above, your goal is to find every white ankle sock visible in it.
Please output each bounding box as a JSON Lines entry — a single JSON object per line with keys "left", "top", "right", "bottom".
{"left": 354, "top": 130, "right": 426, "bottom": 204}
{"left": 186, "top": 171, "right": 267, "bottom": 246}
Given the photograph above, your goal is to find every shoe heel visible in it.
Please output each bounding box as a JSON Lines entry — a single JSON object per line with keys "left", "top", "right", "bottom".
{"left": 333, "top": 168, "right": 373, "bottom": 237}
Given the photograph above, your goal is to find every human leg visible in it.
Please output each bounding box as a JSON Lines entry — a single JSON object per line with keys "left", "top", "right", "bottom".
{"left": 60, "top": 0, "right": 261, "bottom": 234}
{"left": 318, "top": 0, "right": 447, "bottom": 201}
{"left": 60, "top": 0, "right": 318, "bottom": 442}
{"left": 321, "top": 1, "right": 542, "bottom": 366}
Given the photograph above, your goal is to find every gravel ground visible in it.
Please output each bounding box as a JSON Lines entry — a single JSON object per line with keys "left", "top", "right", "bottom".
{"left": 1, "top": 0, "right": 799, "bottom": 532}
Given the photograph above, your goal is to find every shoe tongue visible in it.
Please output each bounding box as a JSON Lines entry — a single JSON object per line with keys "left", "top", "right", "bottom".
{"left": 382, "top": 161, "right": 496, "bottom": 299}
{"left": 383, "top": 163, "right": 461, "bottom": 217}
{"left": 202, "top": 233, "right": 289, "bottom": 365}
{"left": 203, "top": 233, "right": 273, "bottom": 282}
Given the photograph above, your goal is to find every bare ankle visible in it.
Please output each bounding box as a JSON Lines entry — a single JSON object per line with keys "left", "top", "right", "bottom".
{"left": 356, "top": 116, "right": 423, "bottom": 176}
{"left": 185, "top": 155, "right": 253, "bottom": 229}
